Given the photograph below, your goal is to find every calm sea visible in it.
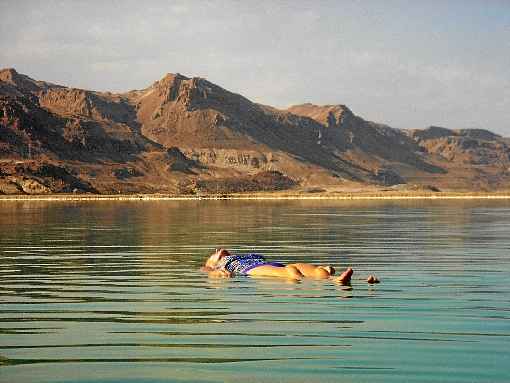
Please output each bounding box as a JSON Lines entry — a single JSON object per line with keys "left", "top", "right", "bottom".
{"left": 0, "top": 200, "right": 509, "bottom": 383}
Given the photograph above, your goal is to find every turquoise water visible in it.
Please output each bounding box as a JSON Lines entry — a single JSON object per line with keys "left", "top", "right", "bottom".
{"left": 0, "top": 200, "right": 509, "bottom": 382}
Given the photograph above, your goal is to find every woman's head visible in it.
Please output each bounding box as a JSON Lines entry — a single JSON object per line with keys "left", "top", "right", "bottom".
{"left": 204, "top": 248, "right": 230, "bottom": 269}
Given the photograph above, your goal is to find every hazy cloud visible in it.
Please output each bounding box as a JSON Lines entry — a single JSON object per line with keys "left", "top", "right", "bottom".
{"left": 1, "top": 0, "right": 509, "bottom": 133}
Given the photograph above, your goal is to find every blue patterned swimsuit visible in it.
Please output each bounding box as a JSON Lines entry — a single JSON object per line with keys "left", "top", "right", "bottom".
{"left": 216, "top": 254, "right": 285, "bottom": 275}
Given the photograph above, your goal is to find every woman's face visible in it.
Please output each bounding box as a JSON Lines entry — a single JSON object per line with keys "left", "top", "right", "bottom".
{"left": 205, "top": 248, "right": 228, "bottom": 268}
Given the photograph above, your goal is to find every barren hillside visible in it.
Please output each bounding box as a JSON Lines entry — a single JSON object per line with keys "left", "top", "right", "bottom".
{"left": 1, "top": 68, "right": 509, "bottom": 194}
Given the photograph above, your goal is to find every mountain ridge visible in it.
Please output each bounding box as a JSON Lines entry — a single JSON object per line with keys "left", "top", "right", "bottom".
{"left": 1, "top": 68, "right": 509, "bottom": 194}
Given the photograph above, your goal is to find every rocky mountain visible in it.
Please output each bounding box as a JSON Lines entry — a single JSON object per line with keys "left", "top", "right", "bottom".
{"left": 1, "top": 68, "right": 509, "bottom": 194}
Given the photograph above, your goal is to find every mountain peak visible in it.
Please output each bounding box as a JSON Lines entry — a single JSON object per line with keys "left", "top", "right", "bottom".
{"left": 157, "top": 72, "right": 190, "bottom": 85}
{"left": 287, "top": 103, "right": 353, "bottom": 128}
{"left": 0, "top": 67, "right": 49, "bottom": 93}
{"left": 290, "top": 103, "right": 352, "bottom": 114}
{"left": 0, "top": 67, "right": 21, "bottom": 82}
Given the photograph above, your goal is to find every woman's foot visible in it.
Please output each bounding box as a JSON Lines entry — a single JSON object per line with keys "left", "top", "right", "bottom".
{"left": 335, "top": 267, "right": 353, "bottom": 284}
{"left": 367, "top": 275, "right": 380, "bottom": 284}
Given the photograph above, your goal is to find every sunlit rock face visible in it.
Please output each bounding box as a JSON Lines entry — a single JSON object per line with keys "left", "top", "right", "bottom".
{"left": 1, "top": 68, "right": 509, "bottom": 194}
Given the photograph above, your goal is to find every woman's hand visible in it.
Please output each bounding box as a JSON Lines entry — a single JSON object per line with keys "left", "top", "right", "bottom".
{"left": 209, "top": 269, "right": 232, "bottom": 278}
{"left": 200, "top": 266, "right": 232, "bottom": 278}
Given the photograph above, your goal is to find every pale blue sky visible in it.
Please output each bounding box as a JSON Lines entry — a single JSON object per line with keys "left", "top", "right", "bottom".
{"left": 1, "top": 1, "right": 509, "bottom": 134}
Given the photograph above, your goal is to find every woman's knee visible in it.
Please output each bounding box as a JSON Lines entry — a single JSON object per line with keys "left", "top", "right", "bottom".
{"left": 315, "top": 267, "right": 330, "bottom": 279}
{"left": 285, "top": 265, "right": 303, "bottom": 279}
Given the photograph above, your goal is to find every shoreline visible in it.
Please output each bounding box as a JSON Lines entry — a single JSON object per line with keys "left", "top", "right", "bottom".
{"left": 1, "top": 191, "right": 510, "bottom": 201}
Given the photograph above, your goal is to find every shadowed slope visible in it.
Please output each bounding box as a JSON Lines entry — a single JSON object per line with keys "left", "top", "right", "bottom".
{"left": 1, "top": 68, "right": 509, "bottom": 194}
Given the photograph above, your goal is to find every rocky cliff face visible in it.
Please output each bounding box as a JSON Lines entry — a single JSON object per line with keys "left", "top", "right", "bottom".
{"left": 1, "top": 68, "right": 509, "bottom": 194}
{"left": 407, "top": 126, "right": 509, "bottom": 165}
{"left": 403, "top": 127, "right": 510, "bottom": 190}
{"left": 287, "top": 103, "right": 439, "bottom": 172}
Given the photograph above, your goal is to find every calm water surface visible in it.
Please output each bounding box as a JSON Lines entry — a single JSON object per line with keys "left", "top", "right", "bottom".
{"left": 0, "top": 200, "right": 509, "bottom": 382}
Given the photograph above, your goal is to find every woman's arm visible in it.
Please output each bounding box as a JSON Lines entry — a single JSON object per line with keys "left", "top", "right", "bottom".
{"left": 200, "top": 266, "right": 232, "bottom": 278}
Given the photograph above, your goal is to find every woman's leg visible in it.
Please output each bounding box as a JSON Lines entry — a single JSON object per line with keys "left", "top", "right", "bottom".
{"left": 319, "top": 265, "right": 335, "bottom": 276}
{"left": 288, "top": 263, "right": 335, "bottom": 279}
{"left": 247, "top": 264, "right": 303, "bottom": 279}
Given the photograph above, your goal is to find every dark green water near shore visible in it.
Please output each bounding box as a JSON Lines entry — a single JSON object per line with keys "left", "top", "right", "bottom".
{"left": 0, "top": 200, "right": 509, "bottom": 382}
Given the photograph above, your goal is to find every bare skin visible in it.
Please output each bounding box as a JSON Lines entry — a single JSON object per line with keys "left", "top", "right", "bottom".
{"left": 287, "top": 263, "right": 335, "bottom": 279}
{"left": 335, "top": 267, "right": 353, "bottom": 284}
{"left": 202, "top": 249, "right": 351, "bottom": 281}
{"left": 367, "top": 275, "right": 380, "bottom": 284}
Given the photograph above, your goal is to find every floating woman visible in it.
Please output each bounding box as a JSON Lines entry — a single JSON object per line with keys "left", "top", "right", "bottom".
{"left": 201, "top": 248, "right": 357, "bottom": 283}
